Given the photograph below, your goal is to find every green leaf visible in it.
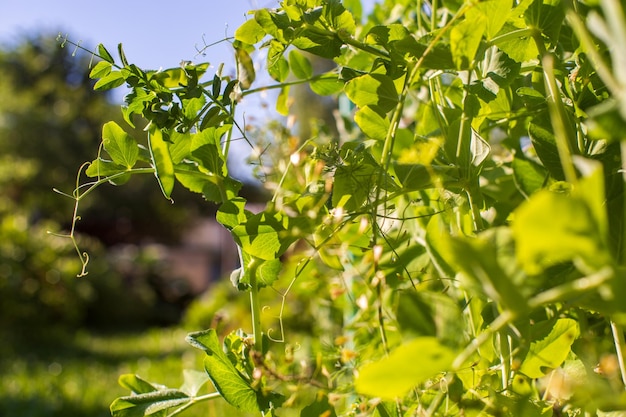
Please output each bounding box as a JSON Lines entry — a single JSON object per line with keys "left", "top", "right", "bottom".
{"left": 118, "top": 374, "right": 160, "bottom": 395}
{"left": 395, "top": 291, "right": 437, "bottom": 338}
{"left": 366, "top": 24, "right": 410, "bottom": 47}
{"left": 513, "top": 190, "right": 611, "bottom": 274}
{"left": 292, "top": 30, "right": 344, "bottom": 59}
{"left": 333, "top": 162, "right": 376, "bottom": 211}
{"left": 276, "top": 85, "right": 290, "bottom": 116}
{"left": 344, "top": 73, "right": 398, "bottom": 113}
{"left": 354, "top": 106, "right": 390, "bottom": 140}
{"left": 520, "top": 318, "right": 580, "bottom": 378}
{"left": 217, "top": 197, "right": 249, "bottom": 230}
{"left": 174, "top": 164, "right": 220, "bottom": 202}
{"left": 168, "top": 131, "right": 191, "bottom": 164}
{"left": 310, "top": 73, "right": 344, "bottom": 95}
{"left": 512, "top": 156, "right": 547, "bottom": 198}
{"left": 94, "top": 70, "right": 126, "bottom": 91}
{"left": 524, "top": 0, "right": 564, "bottom": 44}
{"left": 469, "top": 0, "right": 511, "bottom": 40}
{"left": 180, "top": 369, "right": 211, "bottom": 396}
{"left": 186, "top": 330, "right": 259, "bottom": 412}
{"left": 355, "top": 337, "right": 457, "bottom": 399}
{"left": 325, "top": 0, "right": 356, "bottom": 35}
{"left": 235, "top": 17, "right": 266, "bottom": 44}
{"left": 190, "top": 129, "right": 226, "bottom": 175}
{"left": 231, "top": 211, "right": 295, "bottom": 261}
{"left": 528, "top": 122, "right": 564, "bottom": 180}
{"left": 182, "top": 96, "right": 205, "bottom": 122}
{"left": 150, "top": 67, "right": 190, "bottom": 88}
{"left": 85, "top": 158, "right": 129, "bottom": 184}
{"left": 118, "top": 43, "right": 129, "bottom": 67}
{"left": 89, "top": 60, "right": 112, "bottom": 79}
{"left": 110, "top": 389, "right": 190, "bottom": 417}
{"left": 267, "top": 40, "right": 289, "bottom": 82}
{"left": 301, "top": 395, "right": 337, "bottom": 417}
{"left": 97, "top": 43, "right": 115, "bottom": 63}
{"left": 232, "top": 251, "right": 282, "bottom": 290}
{"left": 101, "top": 122, "right": 139, "bottom": 169}
{"left": 148, "top": 125, "right": 175, "bottom": 200}
{"left": 289, "top": 50, "right": 313, "bottom": 79}
{"left": 496, "top": 26, "right": 540, "bottom": 63}
{"left": 444, "top": 228, "right": 528, "bottom": 314}
{"left": 236, "top": 47, "right": 256, "bottom": 90}
{"left": 393, "top": 164, "right": 459, "bottom": 191}
{"left": 450, "top": 16, "right": 486, "bottom": 69}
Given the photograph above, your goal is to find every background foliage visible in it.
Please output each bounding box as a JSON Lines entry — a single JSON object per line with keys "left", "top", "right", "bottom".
{"left": 13, "top": 0, "right": 626, "bottom": 415}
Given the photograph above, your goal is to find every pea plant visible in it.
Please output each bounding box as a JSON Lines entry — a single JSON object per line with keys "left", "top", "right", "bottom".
{"left": 58, "top": 0, "right": 626, "bottom": 415}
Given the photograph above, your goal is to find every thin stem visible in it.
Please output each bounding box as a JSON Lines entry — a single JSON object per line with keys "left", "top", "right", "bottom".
{"left": 453, "top": 310, "right": 514, "bottom": 370}
{"left": 534, "top": 35, "right": 578, "bottom": 185}
{"left": 242, "top": 74, "right": 334, "bottom": 97}
{"left": 430, "top": 0, "right": 438, "bottom": 30}
{"left": 610, "top": 320, "right": 626, "bottom": 389}
{"left": 248, "top": 257, "right": 263, "bottom": 351}
{"left": 621, "top": 141, "right": 626, "bottom": 264}
{"left": 166, "top": 392, "right": 222, "bottom": 417}
{"left": 497, "top": 328, "right": 511, "bottom": 391}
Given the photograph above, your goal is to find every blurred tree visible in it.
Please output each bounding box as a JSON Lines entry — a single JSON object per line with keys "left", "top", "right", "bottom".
{"left": 0, "top": 33, "right": 207, "bottom": 244}
{"left": 0, "top": 33, "right": 208, "bottom": 335}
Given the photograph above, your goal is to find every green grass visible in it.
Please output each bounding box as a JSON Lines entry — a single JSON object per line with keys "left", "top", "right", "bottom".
{"left": 0, "top": 327, "right": 236, "bottom": 417}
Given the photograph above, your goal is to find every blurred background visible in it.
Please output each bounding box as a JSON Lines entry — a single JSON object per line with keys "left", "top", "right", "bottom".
{"left": 0, "top": 2, "right": 280, "bottom": 416}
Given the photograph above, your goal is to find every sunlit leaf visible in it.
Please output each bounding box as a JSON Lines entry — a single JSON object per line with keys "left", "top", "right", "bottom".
{"left": 310, "top": 73, "right": 344, "bottom": 95}
{"left": 354, "top": 105, "right": 389, "bottom": 140}
{"left": 94, "top": 70, "right": 126, "bottom": 91}
{"left": 288, "top": 50, "right": 313, "bottom": 79}
{"left": 101, "top": 121, "right": 138, "bottom": 169}
{"left": 513, "top": 190, "right": 611, "bottom": 274}
{"left": 180, "top": 369, "right": 211, "bottom": 397}
{"left": 344, "top": 73, "right": 398, "bottom": 113}
{"left": 118, "top": 374, "right": 160, "bottom": 395}
{"left": 520, "top": 318, "right": 580, "bottom": 378}
{"left": 89, "top": 60, "right": 112, "bottom": 79}
{"left": 355, "top": 337, "right": 457, "bottom": 399}
{"left": 235, "top": 17, "right": 266, "bottom": 44}
{"left": 267, "top": 40, "right": 289, "bottom": 82}
{"left": 148, "top": 125, "right": 175, "bottom": 200}
{"left": 451, "top": 16, "right": 486, "bottom": 69}
{"left": 186, "top": 330, "right": 259, "bottom": 412}
{"left": 469, "top": 0, "right": 511, "bottom": 40}
{"left": 110, "top": 389, "right": 190, "bottom": 417}
{"left": 236, "top": 47, "right": 256, "bottom": 90}
{"left": 276, "top": 85, "right": 290, "bottom": 116}
{"left": 231, "top": 211, "right": 295, "bottom": 261}
{"left": 97, "top": 43, "right": 115, "bottom": 63}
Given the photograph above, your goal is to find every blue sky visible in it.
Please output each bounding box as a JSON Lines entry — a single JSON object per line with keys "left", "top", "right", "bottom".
{"left": 0, "top": 1, "right": 272, "bottom": 79}
{"left": 1, "top": 1, "right": 374, "bottom": 179}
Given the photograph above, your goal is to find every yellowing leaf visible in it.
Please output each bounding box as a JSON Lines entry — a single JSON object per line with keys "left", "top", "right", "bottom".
{"left": 355, "top": 337, "right": 456, "bottom": 399}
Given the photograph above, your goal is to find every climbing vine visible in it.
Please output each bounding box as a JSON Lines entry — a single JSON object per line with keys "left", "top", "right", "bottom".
{"left": 58, "top": 0, "right": 626, "bottom": 415}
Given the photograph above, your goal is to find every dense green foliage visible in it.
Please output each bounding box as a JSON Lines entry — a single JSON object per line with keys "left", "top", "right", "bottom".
{"left": 60, "top": 0, "right": 626, "bottom": 415}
